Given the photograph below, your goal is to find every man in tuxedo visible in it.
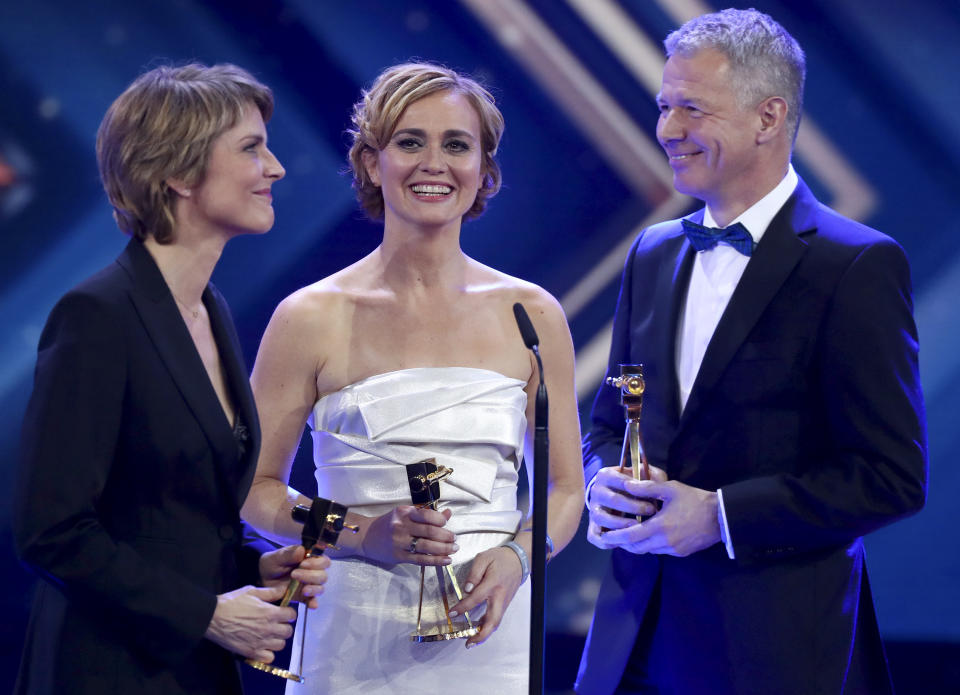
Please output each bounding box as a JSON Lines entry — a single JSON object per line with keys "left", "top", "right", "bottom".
{"left": 576, "top": 9, "right": 927, "bottom": 695}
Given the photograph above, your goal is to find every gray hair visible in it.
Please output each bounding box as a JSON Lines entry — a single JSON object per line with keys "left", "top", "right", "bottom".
{"left": 664, "top": 8, "right": 806, "bottom": 144}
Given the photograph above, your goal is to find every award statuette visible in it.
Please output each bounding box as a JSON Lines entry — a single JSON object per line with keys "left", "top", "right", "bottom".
{"left": 405, "top": 458, "right": 479, "bottom": 642}
{"left": 245, "top": 497, "right": 358, "bottom": 683}
{"left": 605, "top": 364, "right": 656, "bottom": 519}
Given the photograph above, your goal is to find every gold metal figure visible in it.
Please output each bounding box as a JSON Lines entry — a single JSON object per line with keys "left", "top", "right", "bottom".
{"left": 605, "top": 363, "right": 651, "bottom": 489}
{"left": 246, "top": 497, "right": 358, "bottom": 683}
{"left": 406, "top": 459, "right": 479, "bottom": 642}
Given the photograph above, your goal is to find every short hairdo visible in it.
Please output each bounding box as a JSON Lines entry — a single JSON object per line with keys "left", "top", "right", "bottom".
{"left": 96, "top": 63, "right": 274, "bottom": 244}
{"left": 664, "top": 8, "right": 806, "bottom": 144}
{"left": 348, "top": 61, "right": 505, "bottom": 221}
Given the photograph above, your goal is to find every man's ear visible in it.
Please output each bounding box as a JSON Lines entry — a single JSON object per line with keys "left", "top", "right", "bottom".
{"left": 756, "top": 96, "right": 788, "bottom": 144}
{"left": 361, "top": 149, "right": 381, "bottom": 187}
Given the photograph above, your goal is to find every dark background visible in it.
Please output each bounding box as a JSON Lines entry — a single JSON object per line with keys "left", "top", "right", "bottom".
{"left": 2, "top": 1, "right": 958, "bottom": 692}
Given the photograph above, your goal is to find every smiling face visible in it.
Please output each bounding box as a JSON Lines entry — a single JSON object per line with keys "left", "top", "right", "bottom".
{"left": 656, "top": 48, "right": 768, "bottom": 218}
{"left": 180, "top": 102, "right": 285, "bottom": 238}
{"left": 364, "top": 90, "right": 484, "bottom": 234}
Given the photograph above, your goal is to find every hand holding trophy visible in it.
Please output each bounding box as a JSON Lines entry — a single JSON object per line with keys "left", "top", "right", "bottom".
{"left": 245, "top": 497, "right": 357, "bottom": 683}
{"left": 406, "top": 458, "right": 479, "bottom": 642}
{"left": 604, "top": 364, "right": 658, "bottom": 520}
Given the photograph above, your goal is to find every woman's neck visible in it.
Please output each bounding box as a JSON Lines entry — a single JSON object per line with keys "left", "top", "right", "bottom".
{"left": 377, "top": 221, "right": 469, "bottom": 292}
{"left": 143, "top": 229, "right": 225, "bottom": 306}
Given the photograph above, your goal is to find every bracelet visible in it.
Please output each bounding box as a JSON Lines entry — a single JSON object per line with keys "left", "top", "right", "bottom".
{"left": 518, "top": 528, "right": 554, "bottom": 563}
{"left": 503, "top": 541, "right": 529, "bottom": 584}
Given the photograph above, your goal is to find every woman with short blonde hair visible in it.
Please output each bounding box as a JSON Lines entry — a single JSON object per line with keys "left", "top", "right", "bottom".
{"left": 15, "top": 63, "right": 328, "bottom": 695}
{"left": 243, "top": 61, "right": 585, "bottom": 694}
{"left": 97, "top": 63, "right": 274, "bottom": 243}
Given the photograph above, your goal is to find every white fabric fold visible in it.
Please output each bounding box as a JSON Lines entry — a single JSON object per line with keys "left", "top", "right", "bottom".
{"left": 292, "top": 366, "right": 531, "bottom": 694}
{"left": 309, "top": 367, "right": 527, "bottom": 520}
{"left": 313, "top": 432, "right": 501, "bottom": 503}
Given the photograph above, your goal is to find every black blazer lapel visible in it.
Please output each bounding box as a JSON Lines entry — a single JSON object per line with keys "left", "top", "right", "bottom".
{"left": 678, "top": 179, "right": 819, "bottom": 431}
{"left": 205, "top": 286, "right": 260, "bottom": 504}
{"left": 117, "top": 241, "right": 239, "bottom": 476}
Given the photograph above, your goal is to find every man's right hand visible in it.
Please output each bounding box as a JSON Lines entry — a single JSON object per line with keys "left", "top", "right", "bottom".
{"left": 586, "top": 465, "right": 666, "bottom": 549}
{"left": 204, "top": 585, "right": 296, "bottom": 663}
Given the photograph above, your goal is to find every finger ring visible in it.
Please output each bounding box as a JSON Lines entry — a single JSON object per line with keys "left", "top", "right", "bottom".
{"left": 407, "top": 537, "right": 419, "bottom": 553}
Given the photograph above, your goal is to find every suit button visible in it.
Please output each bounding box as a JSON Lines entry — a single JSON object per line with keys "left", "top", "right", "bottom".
{"left": 218, "top": 525, "right": 236, "bottom": 541}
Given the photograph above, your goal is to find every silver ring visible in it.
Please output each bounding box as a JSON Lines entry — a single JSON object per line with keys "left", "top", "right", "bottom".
{"left": 407, "top": 537, "right": 419, "bottom": 553}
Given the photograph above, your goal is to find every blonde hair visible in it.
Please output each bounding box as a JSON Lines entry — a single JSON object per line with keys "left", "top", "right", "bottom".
{"left": 348, "top": 62, "right": 504, "bottom": 221}
{"left": 96, "top": 63, "right": 274, "bottom": 243}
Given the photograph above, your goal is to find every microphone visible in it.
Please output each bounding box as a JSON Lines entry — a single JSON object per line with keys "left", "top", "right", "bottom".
{"left": 513, "top": 302, "right": 548, "bottom": 695}
{"left": 513, "top": 302, "right": 539, "bottom": 350}
{"left": 513, "top": 303, "right": 546, "bottom": 429}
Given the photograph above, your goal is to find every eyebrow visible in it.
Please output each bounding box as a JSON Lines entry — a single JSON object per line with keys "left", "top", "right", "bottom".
{"left": 393, "top": 128, "right": 478, "bottom": 140}
{"left": 655, "top": 93, "right": 709, "bottom": 109}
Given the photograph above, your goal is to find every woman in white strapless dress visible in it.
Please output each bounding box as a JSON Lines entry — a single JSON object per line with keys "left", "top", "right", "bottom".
{"left": 241, "top": 62, "right": 585, "bottom": 694}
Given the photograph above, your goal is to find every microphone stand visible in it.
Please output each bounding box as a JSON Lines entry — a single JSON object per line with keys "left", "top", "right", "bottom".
{"left": 530, "top": 346, "right": 548, "bottom": 695}
{"left": 513, "top": 303, "right": 548, "bottom": 695}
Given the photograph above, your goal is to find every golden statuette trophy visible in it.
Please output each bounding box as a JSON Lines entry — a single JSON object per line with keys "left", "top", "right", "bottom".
{"left": 245, "top": 497, "right": 358, "bottom": 683}
{"left": 605, "top": 364, "right": 656, "bottom": 519}
{"left": 406, "top": 458, "right": 479, "bottom": 642}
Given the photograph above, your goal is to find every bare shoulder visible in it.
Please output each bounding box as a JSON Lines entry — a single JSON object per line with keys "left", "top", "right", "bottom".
{"left": 258, "top": 267, "right": 374, "bottom": 380}
{"left": 512, "top": 282, "right": 566, "bottom": 326}
{"left": 260, "top": 286, "right": 332, "bottom": 354}
{"left": 468, "top": 260, "right": 567, "bottom": 328}
{"left": 267, "top": 258, "right": 376, "bottom": 335}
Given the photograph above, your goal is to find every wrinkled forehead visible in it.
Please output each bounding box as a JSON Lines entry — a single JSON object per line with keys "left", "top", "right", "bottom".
{"left": 659, "top": 49, "right": 736, "bottom": 98}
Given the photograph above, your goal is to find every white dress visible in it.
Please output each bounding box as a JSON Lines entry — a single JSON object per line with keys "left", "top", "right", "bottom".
{"left": 288, "top": 367, "right": 531, "bottom": 694}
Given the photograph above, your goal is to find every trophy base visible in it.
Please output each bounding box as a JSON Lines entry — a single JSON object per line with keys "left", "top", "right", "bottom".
{"left": 410, "top": 626, "right": 480, "bottom": 643}
{"left": 245, "top": 659, "right": 305, "bottom": 683}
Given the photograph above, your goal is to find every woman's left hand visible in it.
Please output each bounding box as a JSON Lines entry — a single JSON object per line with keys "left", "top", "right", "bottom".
{"left": 447, "top": 546, "right": 524, "bottom": 648}
{"left": 259, "top": 544, "right": 331, "bottom": 610}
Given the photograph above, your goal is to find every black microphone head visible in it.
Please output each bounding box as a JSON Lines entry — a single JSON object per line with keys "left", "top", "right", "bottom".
{"left": 512, "top": 302, "right": 539, "bottom": 349}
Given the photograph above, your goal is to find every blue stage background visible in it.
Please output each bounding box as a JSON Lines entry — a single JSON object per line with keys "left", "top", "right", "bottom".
{"left": 2, "top": 1, "right": 958, "bottom": 692}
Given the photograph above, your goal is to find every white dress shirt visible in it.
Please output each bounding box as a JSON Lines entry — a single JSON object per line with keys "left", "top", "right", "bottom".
{"left": 676, "top": 165, "right": 799, "bottom": 558}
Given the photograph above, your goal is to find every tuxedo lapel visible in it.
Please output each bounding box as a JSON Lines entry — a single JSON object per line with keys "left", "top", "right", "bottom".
{"left": 678, "top": 180, "right": 818, "bottom": 431}
{"left": 658, "top": 227, "right": 697, "bottom": 428}
{"left": 117, "top": 241, "right": 239, "bottom": 476}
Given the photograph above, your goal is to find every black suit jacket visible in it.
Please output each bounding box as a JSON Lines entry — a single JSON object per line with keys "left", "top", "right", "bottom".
{"left": 14, "top": 239, "right": 265, "bottom": 694}
{"left": 576, "top": 179, "right": 927, "bottom": 694}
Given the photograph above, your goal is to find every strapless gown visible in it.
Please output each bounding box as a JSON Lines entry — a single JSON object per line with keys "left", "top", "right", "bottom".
{"left": 288, "top": 367, "right": 531, "bottom": 694}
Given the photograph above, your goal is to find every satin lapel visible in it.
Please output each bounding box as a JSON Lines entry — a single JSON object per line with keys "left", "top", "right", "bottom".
{"left": 205, "top": 286, "right": 260, "bottom": 504}
{"left": 117, "top": 241, "right": 238, "bottom": 472}
{"left": 659, "top": 221, "right": 698, "bottom": 427}
{"left": 678, "top": 180, "right": 817, "bottom": 431}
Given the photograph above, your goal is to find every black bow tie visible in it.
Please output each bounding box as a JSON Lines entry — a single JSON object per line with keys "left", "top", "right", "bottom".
{"left": 681, "top": 219, "right": 754, "bottom": 256}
